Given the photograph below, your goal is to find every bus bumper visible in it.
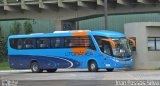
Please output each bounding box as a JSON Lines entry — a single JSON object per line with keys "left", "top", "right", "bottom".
{"left": 105, "top": 57, "right": 133, "bottom": 68}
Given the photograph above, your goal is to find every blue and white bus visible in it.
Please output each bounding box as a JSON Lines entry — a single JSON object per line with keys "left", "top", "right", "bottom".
{"left": 8, "top": 30, "right": 135, "bottom": 73}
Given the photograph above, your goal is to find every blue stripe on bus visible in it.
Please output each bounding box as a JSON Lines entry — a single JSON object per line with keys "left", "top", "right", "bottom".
{"left": 9, "top": 55, "right": 80, "bottom": 69}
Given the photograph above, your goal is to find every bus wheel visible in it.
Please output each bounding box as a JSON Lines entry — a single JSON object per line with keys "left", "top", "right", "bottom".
{"left": 31, "top": 62, "right": 43, "bottom": 73}
{"left": 88, "top": 61, "right": 98, "bottom": 72}
{"left": 106, "top": 68, "right": 114, "bottom": 72}
{"left": 47, "top": 68, "right": 57, "bottom": 73}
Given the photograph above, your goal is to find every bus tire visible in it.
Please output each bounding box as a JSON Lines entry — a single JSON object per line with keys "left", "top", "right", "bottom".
{"left": 47, "top": 68, "right": 57, "bottom": 73}
{"left": 88, "top": 61, "right": 98, "bottom": 72}
{"left": 31, "top": 62, "right": 43, "bottom": 73}
{"left": 106, "top": 68, "right": 114, "bottom": 72}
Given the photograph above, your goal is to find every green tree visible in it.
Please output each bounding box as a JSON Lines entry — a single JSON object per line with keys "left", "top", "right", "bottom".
{"left": 24, "top": 21, "right": 33, "bottom": 34}
{"left": 0, "top": 37, "right": 7, "bottom": 62}
{"left": 0, "top": 26, "right": 8, "bottom": 62}
{"left": 0, "top": 26, "right": 1, "bottom": 36}
{"left": 9, "top": 21, "right": 21, "bottom": 35}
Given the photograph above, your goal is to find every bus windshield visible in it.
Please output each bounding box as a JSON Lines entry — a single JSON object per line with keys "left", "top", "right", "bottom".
{"left": 95, "top": 36, "right": 132, "bottom": 58}
{"left": 112, "top": 38, "right": 132, "bottom": 58}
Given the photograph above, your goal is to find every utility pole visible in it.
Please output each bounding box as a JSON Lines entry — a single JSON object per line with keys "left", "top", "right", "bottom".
{"left": 104, "top": 0, "right": 108, "bottom": 30}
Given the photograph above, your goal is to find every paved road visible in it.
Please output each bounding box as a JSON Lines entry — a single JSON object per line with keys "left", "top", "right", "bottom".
{"left": 0, "top": 69, "right": 160, "bottom": 86}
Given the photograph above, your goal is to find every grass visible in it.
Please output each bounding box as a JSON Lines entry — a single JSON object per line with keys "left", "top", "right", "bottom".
{"left": 0, "top": 62, "right": 12, "bottom": 70}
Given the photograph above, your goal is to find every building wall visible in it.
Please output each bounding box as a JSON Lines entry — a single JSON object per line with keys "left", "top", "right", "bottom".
{"left": 79, "top": 13, "right": 160, "bottom": 33}
{"left": 0, "top": 20, "right": 55, "bottom": 37}
{"left": 147, "top": 27, "right": 160, "bottom": 37}
{"left": 1, "top": 13, "right": 160, "bottom": 36}
{"left": 124, "top": 22, "right": 148, "bottom": 69}
{"left": 125, "top": 22, "right": 160, "bottom": 69}
{"left": 147, "top": 26, "right": 160, "bottom": 68}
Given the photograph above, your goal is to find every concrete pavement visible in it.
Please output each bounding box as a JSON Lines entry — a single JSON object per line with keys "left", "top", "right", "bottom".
{"left": 0, "top": 69, "right": 160, "bottom": 80}
{"left": 1, "top": 69, "right": 160, "bottom": 86}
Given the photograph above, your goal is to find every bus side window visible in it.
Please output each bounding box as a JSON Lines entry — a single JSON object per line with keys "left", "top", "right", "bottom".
{"left": 37, "top": 38, "right": 50, "bottom": 49}
{"left": 59, "top": 38, "right": 65, "bottom": 48}
{"left": 24, "top": 39, "right": 34, "bottom": 49}
{"left": 97, "top": 40, "right": 103, "bottom": 52}
{"left": 17, "top": 39, "right": 23, "bottom": 49}
{"left": 51, "top": 38, "right": 64, "bottom": 48}
{"left": 94, "top": 36, "right": 103, "bottom": 51}
{"left": 51, "top": 38, "right": 55, "bottom": 48}
{"left": 102, "top": 41, "right": 112, "bottom": 55}
{"left": 94, "top": 36, "right": 112, "bottom": 55}
{"left": 55, "top": 38, "right": 61, "bottom": 48}
{"left": 10, "top": 39, "right": 23, "bottom": 49}
{"left": 10, "top": 39, "right": 18, "bottom": 49}
{"left": 10, "top": 39, "right": 16, "bottom": 49}
{"left": 67, "top": 36, "right": 91, "bottom": 48}
{"left": 65, "top": 37, "right": 71, "bottom": 48}
{"left": 89, "top": 38, "right": 96, "bottom": 50}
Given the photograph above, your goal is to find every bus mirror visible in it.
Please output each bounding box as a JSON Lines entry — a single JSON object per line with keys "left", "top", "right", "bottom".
{"left": 101, "top": 38, "right": 116, "bottom": 48}
{"left": 127, "top": 37, "right": 136, "bottom": 47}
{"left": 132, "top": 47, "right": 136, "bottom": 51}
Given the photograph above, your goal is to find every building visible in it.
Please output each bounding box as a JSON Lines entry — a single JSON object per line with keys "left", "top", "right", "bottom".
{"left": 125, "top": 22, "right": 160, "bottom": 69}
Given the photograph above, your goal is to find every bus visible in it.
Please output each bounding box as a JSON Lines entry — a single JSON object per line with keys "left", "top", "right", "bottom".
{"left": 8, "top": 30, "right": 136, "bottom": 73}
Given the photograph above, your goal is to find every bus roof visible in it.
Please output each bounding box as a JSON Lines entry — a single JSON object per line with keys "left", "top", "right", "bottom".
{"left": 8, "top": 30, "right": 126, "bottom": 39}
{"left": 90, "top": 30, "right": 125, "bottom": 38}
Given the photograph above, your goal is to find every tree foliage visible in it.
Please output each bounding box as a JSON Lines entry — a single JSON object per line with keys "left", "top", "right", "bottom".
{"left": 24, "top": 21, "right": 33, "bottom": 34}
{"left": 0, "top": 26, "right": 1, "bottom": 36}
{"left": 0, "top": 21, "right": 21, "bottom": 62}
{"left": 9, "top": 21, "right": 21, "bottom": 35}
{"left": 0, "top": 37, "right": 7, "bottom": 62}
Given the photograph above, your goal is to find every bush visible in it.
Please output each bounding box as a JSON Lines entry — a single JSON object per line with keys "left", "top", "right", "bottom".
{"left": 24, "top": 21, "right": 33, "bottom": 34}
